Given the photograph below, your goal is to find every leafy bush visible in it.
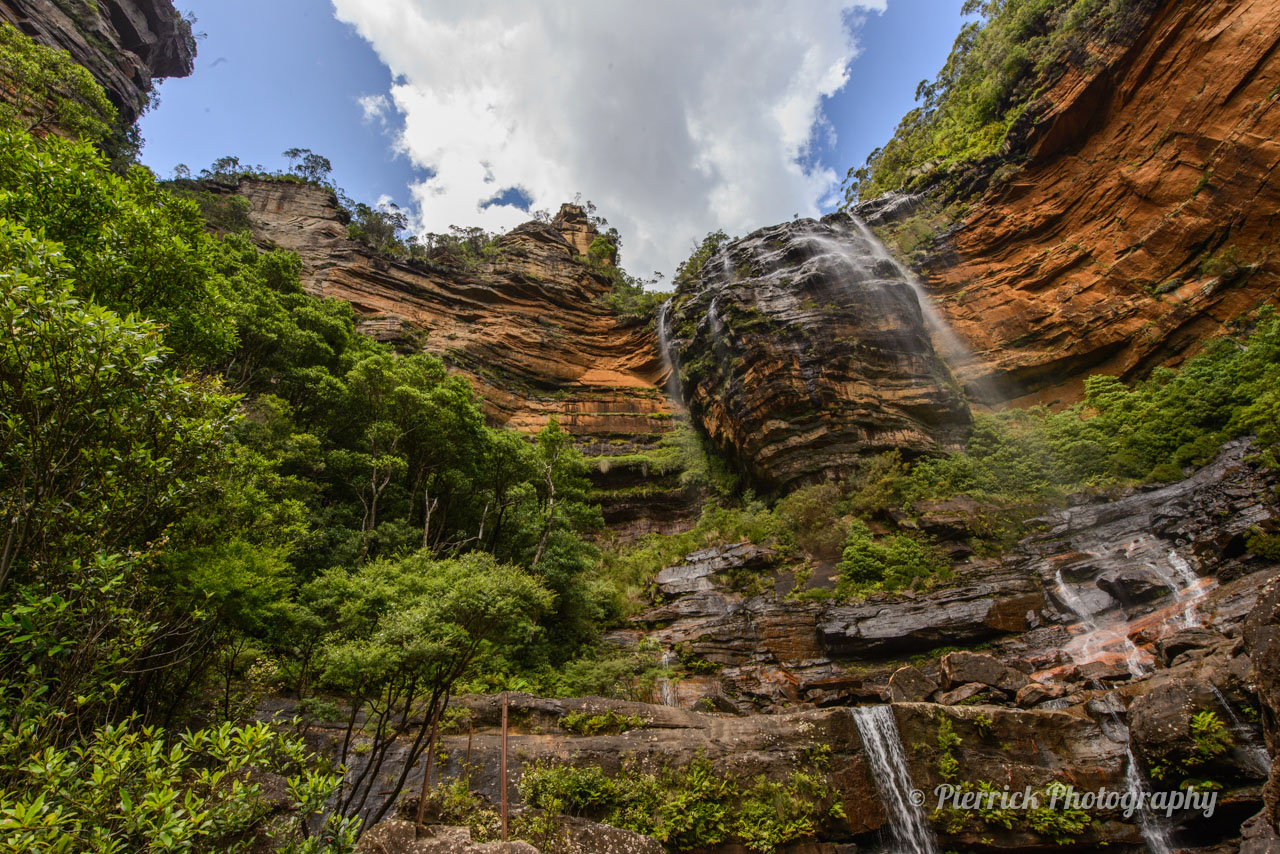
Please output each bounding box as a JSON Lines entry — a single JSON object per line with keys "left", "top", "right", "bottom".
{"left": 560, "top": 709, "right": 648, "bottom": 736}
{"left": 518, "top": 756, "right": 844, "bottom": 853}
{"left": 835, "top": 520, "right": 950, "bottom": 596}
{"left": 0, "top": 720, "right": 357, "bottom": 854}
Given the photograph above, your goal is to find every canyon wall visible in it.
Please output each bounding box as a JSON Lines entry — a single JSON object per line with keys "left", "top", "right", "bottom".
{"left": 0, "top": 0, "right": 194, "bottom": 123}
{"left": 876, "top": 0, "right": 1280, "bottom": 406}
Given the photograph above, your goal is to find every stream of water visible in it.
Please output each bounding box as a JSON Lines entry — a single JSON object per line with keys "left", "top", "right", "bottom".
{"left": 851, "top": 706, "right": 939, "bottom": 854}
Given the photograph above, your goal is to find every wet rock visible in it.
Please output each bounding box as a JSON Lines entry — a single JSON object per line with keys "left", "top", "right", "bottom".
{"left": 1247, "top": 576, "right": 1280, "bottom": 830}
{"left": 1076, "top": 660, "right": 1135, "bottom": 684}
{"left": 1096, "top": 567, "right": 1170, "bottom": 606}
{"left": 664, "top": 212, "right": 970, "bottom": 490}
{"left": 1016, "top": 682, "right": 1066, "bottom": 708}
{"left": 887, "top": 666, "right": 937, "bottom": 703}
{"left": 1158, "top": 628, "right": 1226, "bottom": 665}
{"left": 940, "top": 651, "right": 1030, "bottom": 694}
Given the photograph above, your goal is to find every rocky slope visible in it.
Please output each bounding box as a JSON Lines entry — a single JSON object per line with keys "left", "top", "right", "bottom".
{"left": 869, "top": 0, "right": 1280, "bottom": 406}
{"left": 311, "top": 438, "right": 1279, "bottom": 853}
{"left": 664, "top": 214, "right": 971, "bottom": 490}
{"left": 0, "top": 0, "right": 195, "bottom": 123}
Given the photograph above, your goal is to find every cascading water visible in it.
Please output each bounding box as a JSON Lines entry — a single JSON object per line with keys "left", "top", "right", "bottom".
{"left": 1052, "top": 569, "right": 1152, "bottom": 677}
{"left": 851, "top": 706, "right": 939, "bottom": 854}
{"left": 657, "top": 650, "right": 679, "bottom": 707}
{"left": 846, "top": 216, "right": 974, "bottom": 366}
{"left": 1208, "top": 682, "right": 1272, "bottom": 775}
{"left": 656, "top": 299, "right": 684, "bottom": 407}
{"left": 1124, "top": 744, "right": 1177, "bottom": 854}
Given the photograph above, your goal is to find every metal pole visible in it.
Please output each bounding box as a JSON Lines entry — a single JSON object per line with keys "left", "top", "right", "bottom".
{"left": 500, "top": 691, "right": 509, "bottom": 841}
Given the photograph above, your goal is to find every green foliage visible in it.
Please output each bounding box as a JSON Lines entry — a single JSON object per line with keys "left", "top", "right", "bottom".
{"left": 559, "top": 709, "right": 647, "bottom": 736}
{"left": 1189, "top": 711, "right": 1234, "bottom": 765}
{"left": 594, "top": 497, "right": 788, "bottom": 612}
{"left": 519, "top": 756, "right": 844, "bottom": 853}
{"left": 311, "top": 550, "right": 552, "bottom": 823}
{"left": 835, "top": 520, "right": 950, "bottom": 597}
{"left": 0, "top": 21, "right": 116, "bottom": 147}
{"left": 0, "top": 223, "right": 238, "bottom": 589}
{"left": 1246, "top": 529, "right": 1280, "bottom": 561}
{"left": 0, "top": 720, "right": 357, "bottom": 854}
{"left": 844, "top": 0, "right": 1149, "bottom": 202}
{"left": 673, "top": 231, "right": 732, "bottom": 290}
{"left": 936, "top": 716, "right": 962, "bottom": 781}
{"left": 0, "top": 127, "right": 237, "bottom": 362}
{"left": 1026, "top": 782, "right": 1092, "bottom": 845}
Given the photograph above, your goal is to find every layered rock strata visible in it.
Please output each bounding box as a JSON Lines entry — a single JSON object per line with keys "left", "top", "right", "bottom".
{"left": 664, "top": 213, "right": 971, "bottom": 490}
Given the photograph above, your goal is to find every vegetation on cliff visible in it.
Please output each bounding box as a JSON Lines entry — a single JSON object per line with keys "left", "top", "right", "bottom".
{"left": 842, "top": 0, "right": 1153, "bottom": 203}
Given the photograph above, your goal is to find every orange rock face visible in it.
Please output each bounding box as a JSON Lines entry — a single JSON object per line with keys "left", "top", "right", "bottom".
{"left": 240, "top": 180, "right": 675, "bottom": 442}
{"left": 906, "top": 0, "right": 1280, "bottom": 406}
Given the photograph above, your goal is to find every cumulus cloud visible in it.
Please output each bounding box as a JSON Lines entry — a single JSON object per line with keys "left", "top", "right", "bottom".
{"left": 330, "top": 1, "right": 882, "bottom": 280}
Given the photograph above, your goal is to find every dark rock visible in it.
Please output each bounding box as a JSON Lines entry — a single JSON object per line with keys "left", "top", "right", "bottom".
{"left": 1247, "top": 576, "right": 1280, "bottom": 831}
{"left": 1241, "top": 809, "right": 1280, "bottom": 854}
{"left": 887, "top": 666, "right": 937, "bottom": 703}
{"left": 819, "top": 562, "right": 1042, "bottom": 658}
{"left": 940, "top": 651, "right": 1030, "bottom": 694}
{"left": 1158, "top": 627, "right": 1224, "bottom": 665}
{"left": 664, "top": 213, "right": 970, "bottom": 490}
{"left": 1096, "top": 567, "right": 1170, "bottom": 605}
{"left": 653, "top": 543, "right": 775, "bottom": 597}
{"left": 936, "top": 682, "right": 994, "bottom": 706}
{"left": 553, "top": 816, "right": 664, "bottom": 854}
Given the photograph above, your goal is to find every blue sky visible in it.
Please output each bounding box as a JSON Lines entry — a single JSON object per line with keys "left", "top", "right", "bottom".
{"left": 141, "top": 1, "right": 969, "bottom": 278}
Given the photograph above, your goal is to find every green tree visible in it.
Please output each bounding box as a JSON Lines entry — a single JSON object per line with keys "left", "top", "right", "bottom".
{"left": 0, "top": 21, "right": 116, "bottom": 145}
{"left": 311, "top": 551, "right": 552, "bottom": 829}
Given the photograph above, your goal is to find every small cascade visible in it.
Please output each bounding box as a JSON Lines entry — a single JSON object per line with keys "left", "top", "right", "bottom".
{"left": 1124, "top": 745, "right": 1177, "bottom": 854}
{"left": 1208, "top": 683, "right": 1273, "bottom": 775}
{"left": 851, "top": 706, "right": 939, "bottom": 854}
{"left": 656, "top": 650, "right": 679, "bottom": 707}
{"left": 656, "top": 299, "right": 684, "bottom": 407}
{"left": 1141, "top": 548, "right": 1204, "bottom": 628}
{"left": 1052, "top": 570, "right": 1152, "bottom": 677}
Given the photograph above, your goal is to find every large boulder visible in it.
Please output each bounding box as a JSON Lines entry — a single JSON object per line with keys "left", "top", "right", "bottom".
{"left": 940, "top": 651, "right": 1030, "bottom": 694}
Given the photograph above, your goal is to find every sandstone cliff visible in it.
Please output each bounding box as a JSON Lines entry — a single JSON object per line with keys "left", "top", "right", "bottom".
{"left": 872, "top": 0, "right": 1280, "bottom": 406}
{"left": 239, "top": 180, "right": 675, "bottom": 443}
{"left": 0, "top": 0, "right": 194, "bottom": 124}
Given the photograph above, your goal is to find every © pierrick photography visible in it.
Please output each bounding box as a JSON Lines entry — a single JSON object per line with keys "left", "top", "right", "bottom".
{"left": 1, "top": 1, "right": 1279, "bottom": 853}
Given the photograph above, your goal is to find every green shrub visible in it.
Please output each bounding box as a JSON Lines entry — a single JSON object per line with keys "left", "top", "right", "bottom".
{"left": 519, "top": 756, "right": 843, "bottom": 853}
{"left": 560, "top": 709, "right": 648, "bottom": 736}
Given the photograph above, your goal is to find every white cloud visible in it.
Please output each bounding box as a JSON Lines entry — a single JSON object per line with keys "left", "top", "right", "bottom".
{"left": 331, "top": 1, "right": 882, "bottom": 281}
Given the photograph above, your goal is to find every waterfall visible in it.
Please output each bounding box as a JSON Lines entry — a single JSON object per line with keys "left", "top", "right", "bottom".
{"left": 1052, "top": 569, "right": 1152, "bottom": 678}
{"left": 1207, "top": 683, "right": 1273, "bottom": 775}
{"left": 846, "top": 215, "right": 973, "bottom": 366}
{"left": 656, "top": 299, "right": 684, "bottom": 407}
{"left": 656, "top": 650, "right": 679, "bottom": 707}
{"left": 1124, "top": 745, "right": 1176, "bottom": 854}
{"left": 851, "top": 706, "right": 939, "bottom": 854}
